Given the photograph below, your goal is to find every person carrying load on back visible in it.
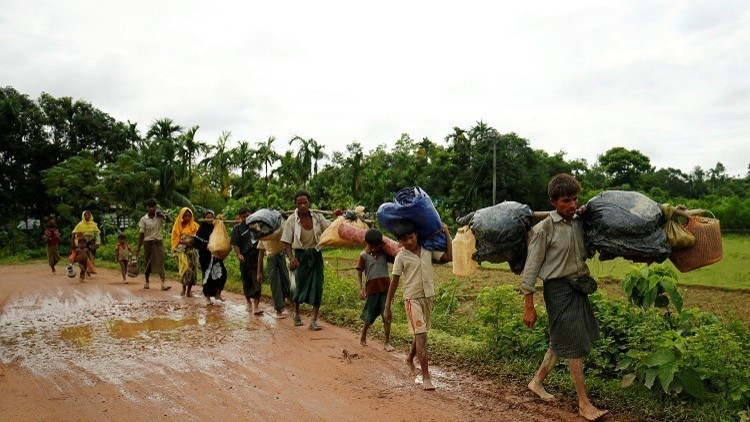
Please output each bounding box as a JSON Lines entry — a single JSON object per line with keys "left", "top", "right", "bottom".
{"left": 520, "top": 173, "right": 608, "bottom": 421}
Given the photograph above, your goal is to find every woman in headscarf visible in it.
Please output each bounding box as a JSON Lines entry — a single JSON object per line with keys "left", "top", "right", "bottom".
{"left": 71, "top": 210, "right": 101, "bottom": 276}
{"left": 171, "top": 207, "right": 200, "bottom": 297}
{"left": 193, "top": 210, "right": 228, "bottom": 306}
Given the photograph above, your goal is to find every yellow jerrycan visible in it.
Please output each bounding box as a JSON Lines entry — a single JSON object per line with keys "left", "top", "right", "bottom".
{"left": 452, "top": 226, "right": 477, "bottom": 277}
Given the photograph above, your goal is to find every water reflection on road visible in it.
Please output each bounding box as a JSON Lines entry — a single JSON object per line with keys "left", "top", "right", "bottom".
{"left": 0, "top": 287, "right": 273, "bottom": 381}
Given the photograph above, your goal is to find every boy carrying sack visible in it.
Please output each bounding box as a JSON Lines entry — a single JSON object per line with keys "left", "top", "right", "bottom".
{"left": 356, "top": 229, "right": 395, "bottom": 352}
{"left": 384, "top": 220, "right": 452, "bottom": 391}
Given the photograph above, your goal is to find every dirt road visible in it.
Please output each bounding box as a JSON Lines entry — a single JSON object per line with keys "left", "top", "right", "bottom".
{"left": 0, "top": 264, "right": 589, "bottom": 421}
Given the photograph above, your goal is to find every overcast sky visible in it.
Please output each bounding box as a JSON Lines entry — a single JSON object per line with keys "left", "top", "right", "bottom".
{"left": 2, "top": 1, "right": 749, "bottom": 176}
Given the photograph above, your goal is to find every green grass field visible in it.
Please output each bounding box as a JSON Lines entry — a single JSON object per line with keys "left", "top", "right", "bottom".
{"left": 588, "top": 234, "right": 750, "bottom": 290}
{"left": 426, "top": 233, "right": 750, "bottom": 291}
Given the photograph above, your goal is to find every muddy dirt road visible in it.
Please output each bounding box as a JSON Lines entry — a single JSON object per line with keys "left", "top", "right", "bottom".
{"left": 1, "top": 264, "right": 592, "bottom": 421}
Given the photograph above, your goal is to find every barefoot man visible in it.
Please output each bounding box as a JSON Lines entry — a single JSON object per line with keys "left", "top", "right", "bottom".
{"left": 520, "top": 174, "right": 609, "bottom": 421}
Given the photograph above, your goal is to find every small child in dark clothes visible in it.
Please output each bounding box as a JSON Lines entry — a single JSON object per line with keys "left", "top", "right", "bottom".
{"left": 356, "top": 229, "right": 395, "bottom": 352}
{"left": 43, "top": 216, "right": 61, "bottom": 273}
{"left": 115, "top": 234, "right": 133, "bottom": 282}
{"left": 70, "top": 238, "right": 93, "bottom": 283}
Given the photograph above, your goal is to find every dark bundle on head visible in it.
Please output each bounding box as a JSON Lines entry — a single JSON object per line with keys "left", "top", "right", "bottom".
{"left": 547, "top": 173, "right": 581, "bottom": 200}
{"left": 364, "top": 228, "right": 383, "bottom": 247}
{"left": 390, "top": 220, "right": 416, "bottom": 240}
{"left": 118, "top": 234, "right": 126, "bottom": 240}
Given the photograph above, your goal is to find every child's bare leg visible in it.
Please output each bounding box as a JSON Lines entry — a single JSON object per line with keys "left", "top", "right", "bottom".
{"left": 569, "top": 358, "right": 609, "bottom": 421}
{"left": 528, "top": 348, "right": 558, "bottom": 401}
{"left": 406, "top": 337, "right": 417, "bottom": 375}
{"left": 360, "top": 323, "right": 371, "bottom": 346}
{"left": 311, "top": 306, "right": 319, "bottom": 323}
{"left": 216, "top": 289, "right": 225, "bottom": 302}
{"left": 383, "top": 319, "right": 395, "bottom": 352}
{"left": 181, "top": 283, "right": 187, "bottom": 297}
{"left": 78, "top": 262, "right": 86, "bottom": 283}
{"left": 415, "top": 333, "right": 433, "bottom": 390}
{"left": 186, "top": 284, "right": 193, "bottom": 297}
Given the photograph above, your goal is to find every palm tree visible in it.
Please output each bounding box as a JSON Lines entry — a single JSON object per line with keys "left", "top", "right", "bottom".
{"left": 179, "top": 125, "right": 209, "bottom": 198}
{"left": 200, "top": 131, "right": 233, "bottom": 198}
{"left": 309, "top": 139, "right": 328, "bottom": 176}
{"left": 255, "top": 136, "right": 280, "bottom": 184}
{"left": 289, "top": 135, "right": 314, "bottom": 185}
{"left": 345, "top": 142, "right": 364, "bottom": 199}
{"left": 231, "top": 140, "right": 257, "bottom": 179}
{"left": 272, "top": 150, "right": 301, "bottom": 188}
{"left": 145, "top": 118, "right": 184, "bottom": 204}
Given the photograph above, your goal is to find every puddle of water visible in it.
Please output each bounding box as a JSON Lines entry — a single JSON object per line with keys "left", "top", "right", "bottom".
{"left": 107, "top": 317, "right": 199, "bottom": 339}
{"left": 60, "top": 325, "right": 93, "bottom": 346}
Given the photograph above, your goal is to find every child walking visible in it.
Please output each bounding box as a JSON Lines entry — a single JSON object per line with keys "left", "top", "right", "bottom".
{"left": 520, "top": 173, "right": 608, "bottom": 421}
{"left": 43, "top": 215, "right": 61, "bottom": 273}
{"left": 384, "top": 221, "right": 452, "bottom": 390}
{"left": 70, "top": 238, "right": 93, "bottom": 283}
{"left": 115, "top": 234, "right": 133, "bottom": 282}
{"left": 356, "top": 228, "right": 395, "bottom": 352}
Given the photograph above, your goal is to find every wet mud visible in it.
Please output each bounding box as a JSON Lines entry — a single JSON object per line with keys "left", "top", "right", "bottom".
{"left": 0, "top": 264, "right": 599, "bottom": 421}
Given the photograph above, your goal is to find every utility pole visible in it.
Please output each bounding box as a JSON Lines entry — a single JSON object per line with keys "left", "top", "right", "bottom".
{"left": 492, "top": 135, "right": 497, "bottom": 205}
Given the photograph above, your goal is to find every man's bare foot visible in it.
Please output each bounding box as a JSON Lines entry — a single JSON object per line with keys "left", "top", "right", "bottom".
{"left": 528, "top": 381, "right": 555, "bottom": 402}
{"left": 423, "top": 377, "right": 435, "bottom": 391}
{"left": 252, "top": 308, "right": 264, "bottom": 315}
{"left": 215, "top": 294, "right": 226, "bottom": 302}
{"left": 186, "top": 292, "right": 194, "bottom": 298}
{"left": 579, "top": 404, "right": 609, "bottom": 421}
{"left": 205, "top": 297, "right": 212, "bottom": 306}
{"left": 275, "top": 312, "right": 286, "bottom": 319}
{"left": 406, "top": 359, "right": 417, "bottom": 376}
{"left": 384, "top": 343, "right": 395, "bottom": 352}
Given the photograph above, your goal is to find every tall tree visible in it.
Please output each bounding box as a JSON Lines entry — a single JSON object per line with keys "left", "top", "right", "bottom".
{"left": 178, "top": 125, "right": 209, "bottom": 198}
{"left": 597, "top": 147, "right": 653, "bottom": 189}
{"left": 144, "top": 118, "right": 184, "bottom": 205}
{"left": 255, "top": 136, "right": 280, "bottom": 184}
{"left": 309, "top": 138, "right": 328, "bottom": 176}
{"left": 289, "top": 135, "right": 314, "bottom": 185}
{"left": 200, "top": 131, "right": 233, "bottom": 198}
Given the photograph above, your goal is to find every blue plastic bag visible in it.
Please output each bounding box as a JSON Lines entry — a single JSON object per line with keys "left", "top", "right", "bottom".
{"left": 377, "top": 186, "right": 447, "bottom": 251}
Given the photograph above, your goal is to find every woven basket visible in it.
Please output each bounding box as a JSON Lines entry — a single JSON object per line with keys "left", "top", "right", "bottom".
{"left": 669, "top": 215, "right": 723, "bottom": 272}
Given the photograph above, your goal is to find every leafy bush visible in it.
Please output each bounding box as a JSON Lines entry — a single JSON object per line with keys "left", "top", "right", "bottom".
{"left": 622, "top": 264, "right": 682, "bottom": 312}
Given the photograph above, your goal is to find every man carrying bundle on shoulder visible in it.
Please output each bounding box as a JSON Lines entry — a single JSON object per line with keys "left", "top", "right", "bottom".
{"left": 520, "top": 173, "right": 608, "bottom": 421}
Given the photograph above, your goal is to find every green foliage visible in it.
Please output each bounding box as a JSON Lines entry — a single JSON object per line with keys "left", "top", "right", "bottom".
{"left": 475, "top": 286, "right": 548, "bottom": 359}
{"left": 622, "top": 264, "right": 683, "bottom": 312}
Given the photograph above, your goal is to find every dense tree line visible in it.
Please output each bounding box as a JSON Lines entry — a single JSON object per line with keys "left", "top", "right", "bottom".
{"left": 2, "top": 86, "right": 749, "bottom": 242}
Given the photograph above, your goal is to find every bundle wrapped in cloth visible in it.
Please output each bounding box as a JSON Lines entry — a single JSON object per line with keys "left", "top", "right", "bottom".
{"left": 318, "top": 206, "right": 370, "bottom": 248}
{"left": 337, "top": 222, "right": 403, "bottom": 257}
{"left": 581, "top": 190, "right": 670, "bottom": 262}
{"left": 208, "top": 216, "right": 232, "bottom": 260}
{"left": 456, "top": 201, "right": 533, "bottom": 275}
{"left": 377, "top": 186, "right": 447, "bottom": 251}
{"left": 245, "top": 209, "right": 283, "bottom": 238}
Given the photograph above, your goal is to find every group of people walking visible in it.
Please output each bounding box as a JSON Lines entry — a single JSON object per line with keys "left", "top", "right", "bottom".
{"left": 41, "top": 174, "right": 609, "bottom": 420}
